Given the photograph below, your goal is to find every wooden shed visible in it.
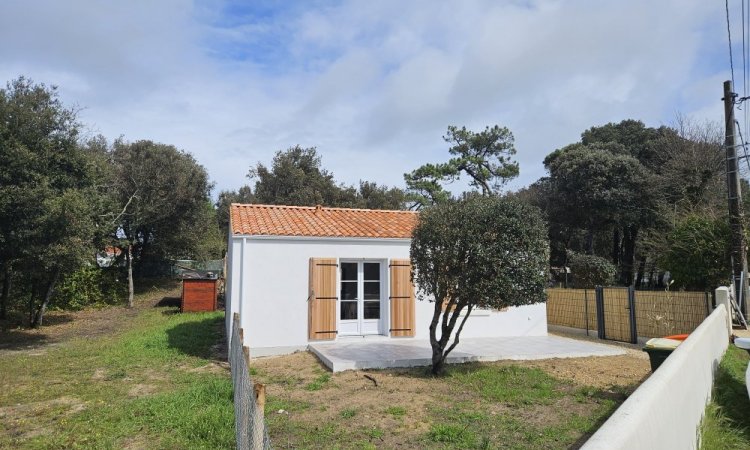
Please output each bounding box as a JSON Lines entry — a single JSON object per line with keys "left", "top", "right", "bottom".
{"left": 181, "top": 278, "right": 218, "bottom": 312}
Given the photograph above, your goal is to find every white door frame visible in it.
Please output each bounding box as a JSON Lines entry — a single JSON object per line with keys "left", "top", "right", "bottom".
{"left": 338, "top": 259, "right": 385, "bottom": 336}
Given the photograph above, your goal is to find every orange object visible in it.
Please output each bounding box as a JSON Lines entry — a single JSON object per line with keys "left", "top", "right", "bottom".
{"left": 181, "top": 278, "right": 218, "bottom": 312}
{"left": 664, "top": 334, "right": 689, "bottom": 341}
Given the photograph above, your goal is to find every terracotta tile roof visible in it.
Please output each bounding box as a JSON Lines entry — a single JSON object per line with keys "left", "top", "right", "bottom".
{"left": 230, "top": 204, "right": 418, "bottom": 239}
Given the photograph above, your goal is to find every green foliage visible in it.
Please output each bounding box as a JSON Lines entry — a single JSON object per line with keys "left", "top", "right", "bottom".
{"left": 109, "top": 139, "right": 221, "bottom": 266}
{"left": 250, "top": 145, "right": 349, "bottom": 206}
{"left": 53, "top": 267, "right": 125, "bottom": 310}
{"left": 411, "top": 196, "right": 549, "bottom": 311}
{"left": 567, "top": 251, "right": 617, "bottom": 288}
{"left": 246, "top": 146, "right": 406, "bottom": 210}
{"left": 536, "top": 118, "right": 727, "bottom": 288}
{"left": 0, "top": 76, "right": 101, "bottom": 323}
{"left": 405, "top": 125, "right": 519, "bottom": 208}
{"left": 216, "top": 186, "right": 254, "bottom": 239}
{"left": 411, "top": 196, "right": 549, "bottom": 373}
{"left": 662, "top": 215, "right": 730, "bottom": 290}
{"left": 544, "top": 143, "right": 652, "bottom": 237}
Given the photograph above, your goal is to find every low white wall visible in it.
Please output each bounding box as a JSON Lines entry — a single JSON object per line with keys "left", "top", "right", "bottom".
{"left": 581, "top": 303, "right": 730, "bottom": 450}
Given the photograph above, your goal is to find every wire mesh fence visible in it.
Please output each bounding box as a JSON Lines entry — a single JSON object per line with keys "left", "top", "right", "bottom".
{"left": 634, "top": 291, "right": 711, "bottom": 338}
{"left": 547, "top": 287, "right": 713, "bottom": 343}
{"left": 231, "top": 313, "right": 272, "bottom": 450}
{"left": 601, "top": 288, "right": 631, "bottom": 342}
{"left": 546, "top": 289, "right": 597, "bottom": 333}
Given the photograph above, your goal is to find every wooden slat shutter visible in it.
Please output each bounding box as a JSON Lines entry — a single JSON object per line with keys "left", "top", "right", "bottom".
{"left": 389, "top": 259, "right": 416, "bottom": 337}
{"left": 308, "top": 258, "right": 338, "bottom": 340}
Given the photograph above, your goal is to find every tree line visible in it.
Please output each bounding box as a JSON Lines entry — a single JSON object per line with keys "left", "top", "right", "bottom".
{"left": 0, "top": 77, "right": 411, "bottom": 327}
{"left": 0, "top": 77, "right": 224, "bottom": 326}
{"left": 215, "top": 114, "right": 734, "bottom": 294}
{"left": 515, "top": 117, "right": 731, "bottom": 291}
{"left": 0, "top": 73, "right": 732, "bottom": 330}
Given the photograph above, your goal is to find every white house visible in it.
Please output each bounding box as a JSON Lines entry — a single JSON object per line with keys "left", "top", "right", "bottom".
{"left": 226, "top": 203, "right": 547, "bottom": 357}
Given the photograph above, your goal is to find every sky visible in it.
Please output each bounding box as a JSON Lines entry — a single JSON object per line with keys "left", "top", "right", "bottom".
{"left": 0, "top": 0, "right": 740, "bottom": 197}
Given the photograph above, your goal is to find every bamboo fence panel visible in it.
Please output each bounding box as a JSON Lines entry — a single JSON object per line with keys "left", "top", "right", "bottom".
{"left": 634, "top": 290, "right": 710, "bottom": 338}
{"left": 546, "top": 288, "right": 597, "bottom": 331}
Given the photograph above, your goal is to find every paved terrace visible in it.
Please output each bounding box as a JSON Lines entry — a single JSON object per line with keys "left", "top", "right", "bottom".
{"left": 309, "top": 335, "right": 626, "bottom": 372}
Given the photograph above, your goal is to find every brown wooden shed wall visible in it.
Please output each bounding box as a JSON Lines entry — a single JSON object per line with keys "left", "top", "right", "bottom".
{"left": 181, "top": 279, "right": 218, "bottom": 312}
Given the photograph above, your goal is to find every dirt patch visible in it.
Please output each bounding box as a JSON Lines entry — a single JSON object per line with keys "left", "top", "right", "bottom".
{"left": 0, "top": 396, "right": 86, "bottom": 440}
{"left": 188, "top": 362, "right": 230, "bottom": 375}
{"left": 524, "top": 355, "right": 650, "bottom": 390}
{"left": 128, "top": 383, "right": 158, "bottom": 398}
{"left": 0, "top": 280, "right": 181, "bottom": 356}
{"left": 541, "top": 331, "right": 651, "bottom": 390}
{"left": 121, "top": 436, "right": 152, "bottom": 450}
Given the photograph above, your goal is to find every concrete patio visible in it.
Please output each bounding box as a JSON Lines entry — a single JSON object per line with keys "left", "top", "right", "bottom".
{"left": 309, "top": 335, "right": 626, "bottom": 372}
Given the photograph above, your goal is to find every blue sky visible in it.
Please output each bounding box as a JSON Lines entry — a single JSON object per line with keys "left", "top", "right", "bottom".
{"left": 0, "top": 0, "right": 740, "bottom": 197}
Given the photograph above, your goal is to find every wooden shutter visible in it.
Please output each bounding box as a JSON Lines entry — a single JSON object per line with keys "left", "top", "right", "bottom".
{"left": 389, "top": 259, "right": 415, "bottom": 337}
{"left": 308, "top": 258, "right": 338, "bottom": 340}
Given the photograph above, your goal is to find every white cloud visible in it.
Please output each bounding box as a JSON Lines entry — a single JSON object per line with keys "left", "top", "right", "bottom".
{"left": 0, "top": 0, "right": 734, "bottom": 197}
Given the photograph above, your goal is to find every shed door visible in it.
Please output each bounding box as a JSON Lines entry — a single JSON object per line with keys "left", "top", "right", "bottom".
{"left": 309, "top": 258, "right": 338, "bottom": 340}
{"left": 389, "top": 259, "right": 416, "bottom": 337}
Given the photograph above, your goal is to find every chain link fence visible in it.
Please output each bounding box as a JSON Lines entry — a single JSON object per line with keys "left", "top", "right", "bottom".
{"left": 230, "top": 313, "right": 272, "bottom": 450}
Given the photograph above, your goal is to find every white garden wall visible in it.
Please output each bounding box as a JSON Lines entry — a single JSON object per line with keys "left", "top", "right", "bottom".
{"left": 581, "top": 300, "right": 730, "bottom": 450}
{"left": 226, "top": 235, "right": 547, "bottom": 356}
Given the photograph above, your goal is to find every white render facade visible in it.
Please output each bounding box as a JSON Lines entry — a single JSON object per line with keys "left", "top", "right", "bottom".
{"left": 226, "top": 234, "right": 548, "bottom": 357}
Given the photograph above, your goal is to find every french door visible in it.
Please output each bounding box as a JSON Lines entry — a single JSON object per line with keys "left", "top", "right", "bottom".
{"left": 339, "top": 261, "right": 382, "bottom": 335}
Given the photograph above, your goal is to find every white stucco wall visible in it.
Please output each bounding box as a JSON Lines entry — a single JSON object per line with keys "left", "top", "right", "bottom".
{"left": 227, "top": 235, "right": 547, "bottom": 356}
{"left": 581, "top": 302, "right": 730, "bottom": 450}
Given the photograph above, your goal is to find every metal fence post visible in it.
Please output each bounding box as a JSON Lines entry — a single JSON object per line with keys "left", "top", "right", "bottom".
{"left": 627, "top": 286, "right": 638, "bottom": 344}
{"left": 595, "top": 286, "right": 605, "bottom": 339}
{"left": 704, "top": 292, "right": 711, "bottom": 316}
{"left": 584, "top": 289, "right": 590, "bottom": 336}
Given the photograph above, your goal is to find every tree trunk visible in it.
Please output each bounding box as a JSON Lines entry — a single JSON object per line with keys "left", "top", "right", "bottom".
{"left": 0, "top": 264, "right": 10, "bottom": 320}
{"left": 429, "top": 299, "right": 474, "bottom": 375}
{"left": 28, "top": 286, "right": 37, "bottom": 327}
{"left": 585, "top": 226, "right": 595, "bottom": 255}
{"left": 32, "top": 269, "right": 60, "bottom": 327}
{"left": 634, "top": 257, "right": 647, "bottom": 289}
{"left": 431, "top": 344, "right": 447, "bottom": 375}
{"left": 127, "top": 244, "right": 134, "bottom": 308}
{"left": 620, "top": 226, "right": 639, "bottom": 286}
{"left": 611, "top": 228, "right": 621, "bottom": 266}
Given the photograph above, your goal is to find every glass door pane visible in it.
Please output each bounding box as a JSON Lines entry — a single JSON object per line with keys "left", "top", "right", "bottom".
{"left": 340, "top": 262, "right": 358, "bottom": 321}
{"left": 363, "top": 263, "right": 380, "bottom": 320}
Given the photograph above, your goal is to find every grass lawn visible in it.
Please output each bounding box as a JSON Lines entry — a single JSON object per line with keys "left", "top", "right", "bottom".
{"left": 0, "top": 282, "right": 650, "bottom": 449}
{"left": 701, "top": 345, "right": 750, "bottom": 449}
{"left": 254, "top": 350, "right": 648, "bottom": 449}
{"left": 0, "top": 285, "right": 233, "bottom": 449}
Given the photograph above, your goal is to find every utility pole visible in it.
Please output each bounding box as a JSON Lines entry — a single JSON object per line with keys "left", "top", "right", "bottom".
{"left": 723, "top": 80, "right": 749, "bottom": 317}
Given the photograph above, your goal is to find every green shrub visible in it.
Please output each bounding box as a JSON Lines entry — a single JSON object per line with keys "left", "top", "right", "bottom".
{"left": 661, "top": 215, "right": 730, "bottom": 290}
{"left": 567, "top": 251, "right": 616, "bottom": 288}
{"left": 53, "top": 266, "right": 125, "bottom": 310}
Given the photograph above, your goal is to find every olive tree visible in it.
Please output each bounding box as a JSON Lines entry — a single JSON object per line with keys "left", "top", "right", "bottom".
{"left": 410, "top": 196, "right": 549, "bottom": 375}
